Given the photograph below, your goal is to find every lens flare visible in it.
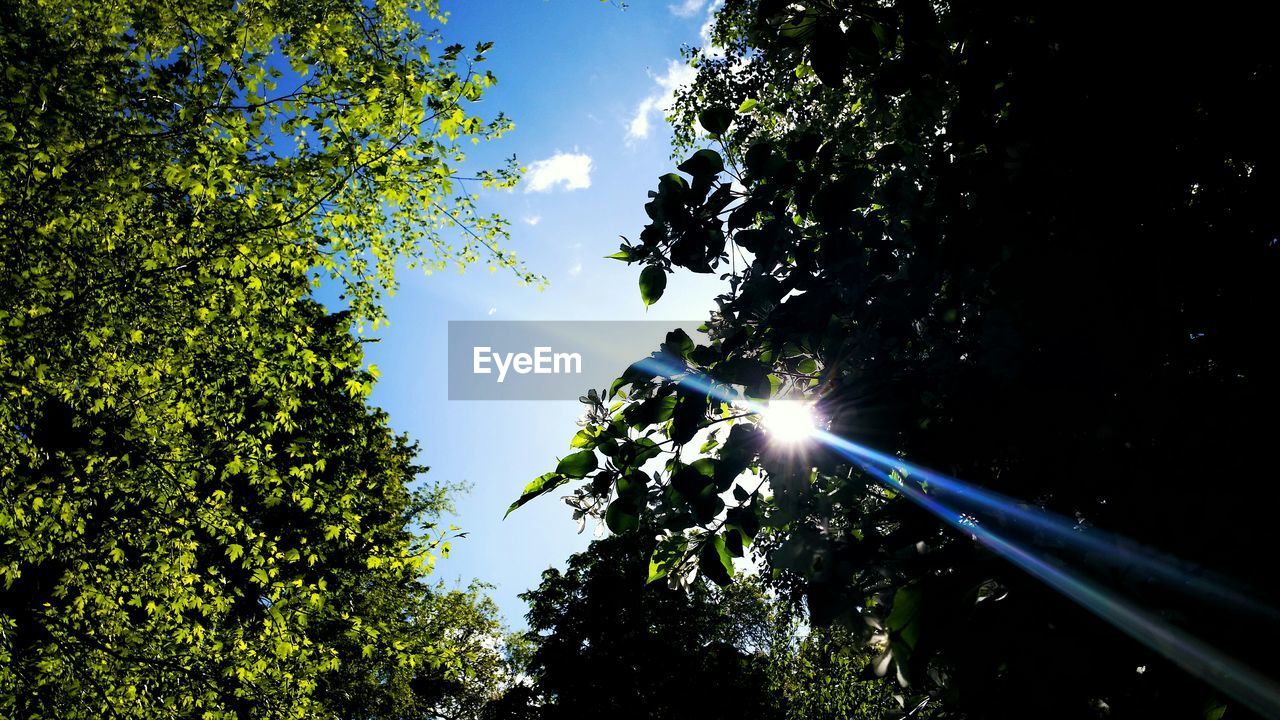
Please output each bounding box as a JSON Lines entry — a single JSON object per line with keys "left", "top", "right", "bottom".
{"left": 763, "top": 401, "right": 818, "bottom": 444}
{"left": 816, "top": 429, "right": 1280, "bottom": 718}
{"left": 624, "top": 353, "right": 1280, "bottom": 716}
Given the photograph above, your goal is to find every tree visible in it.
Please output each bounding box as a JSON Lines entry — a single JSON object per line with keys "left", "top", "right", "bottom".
{"left": 493, "top": 529, "right": 899, "bottom": 720}
{"left": 768, "top": 624, "right": 921, "bottom": 720}
{"left": 321, "top": 580, "right": 519, "bottom": 720}
{"left": 495, "top": 530, "right": 783, "bottom": 720}
{"left": 516, "top": 2, "right": 1280, "bottom": 718}
{"left": 1, "top": 0, "right": 531, "bottom": 715}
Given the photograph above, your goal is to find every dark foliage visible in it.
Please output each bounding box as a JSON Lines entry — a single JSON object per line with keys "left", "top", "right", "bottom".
{"left": 500, "top": 531, "right": 786, "bottom": 720}
{"left": 522, "top": 2, "right": 1280, "bottom": 718}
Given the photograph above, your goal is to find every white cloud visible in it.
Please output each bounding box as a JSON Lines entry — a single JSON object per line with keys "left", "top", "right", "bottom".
{"left": 669, "top": 0, "right": 705, "bottom": 17}
{"left": 568, "top": 262, "right": 583, "bottom": 277}
{"left": 522, "top": 215, "right": 542, "bottom": 226}
{"left": 626, "top": 60, "right": 698, "bottom": 141}
{"left": 487, "top": 307, "right": 497, "bottom": 316}
{"left": 524, "top": 152, "right": 593, "bottom": 193}
{"left": 628, "top": 1, "right": 728, "bottom": 143}
{"left": 699, "top": 1, "right": 725, "bottom": 49}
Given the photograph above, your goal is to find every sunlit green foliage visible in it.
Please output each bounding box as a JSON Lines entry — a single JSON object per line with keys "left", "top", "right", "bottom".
{"left": 766, "top": 625, "right": 908, "bottom": 720}
{"left": 0, "top": 0, "right": 531, "bottom": 715}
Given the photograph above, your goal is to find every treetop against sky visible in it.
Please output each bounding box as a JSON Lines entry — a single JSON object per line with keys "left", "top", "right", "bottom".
{"left": 350, "top": 0, "right": 728, "bottom": 623}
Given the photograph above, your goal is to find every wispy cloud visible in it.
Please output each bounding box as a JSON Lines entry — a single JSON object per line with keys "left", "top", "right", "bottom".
{"left": 627, "top": 1, "right": 724, "bottom": 142}
{"left": 568, "top": 262, "right": 583, "bottom": 277}
{"left": 626, "top": 60, "right": 698, "bottom": 142}
{"left": 668, "top": 0, "right": 705, "bottom": 17}
{"left": 699, "top": 0, "right": 725, "bottom": 48}
{"left": 522, "top": 215, "right": 542, "bottom": 226}
{"left": 524, "top": 152, "right": 593, "bottom": 193}
{"left": 487, "top": 307, "right": 497, "bottom": 316}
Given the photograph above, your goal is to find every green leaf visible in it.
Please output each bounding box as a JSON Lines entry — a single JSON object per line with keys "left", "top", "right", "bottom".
{"left": 737, "top": 98, "right": 758, "bottom": 114}
{"left": 699, "top": 534, "right": 734, "bottom": 586}
{"left": 698, "top": 106, "right": 735, "bottom": 135}
{"left": 569, "top": 428, "right": 597, "bottom": 449}
{"left": 506, "top": 472, "right": 570, "bottom": 517}
{"left": 605, "top": 499, "right": 640, "bottom": 533}
{"left": 615, "top": 470, "right": 648, "bottom": 499}
{"left": 663, "top": 328, "right": 695, "bottom": 358}
{"left": 688, "top": 457, "right": 717, "bottom": 478}
{"left": 609, "top": 360, "right": 658, "bottom": 399}
{"left": 647, "top": 555, "right": 669, "bottom": 584}
{"left": 670, "top": 391, "right": 708, "bottom": 446}
{"left": 1204, "top": 702, "right": 1228, "bottom": 720}
{"left": 605, "top": 242, "right": 638, "bottom": 262}
{"left": 886, "top": 585, "right": 924, "bottom": 650}
{"left": 626, "top": 394, "right": 677, "bottom": 429}
{"left": 699, "top": 431, "right": 721, "bottom": 453}
{"left": 632, "top": 437, "right": 663, "bottom": 465}
{"left": 725, "top": 506, "right": 759, "bottom": 549}
{"left": 718, "top": 357, "right": 771, "bottom": 398}
{"left": 647, "top": 534, "right": 689, "bottom": 584}
{"left": 744, "top": 141, "right": 787, "bottom": 178}
{"left": 677, "top": 149, "right": 725, "bottom": 178}
{"left": 556, "top": 450, "right": 598, "bottom": 478}
{"left": 639, "top": 266, "right": 667, "bottom": 306}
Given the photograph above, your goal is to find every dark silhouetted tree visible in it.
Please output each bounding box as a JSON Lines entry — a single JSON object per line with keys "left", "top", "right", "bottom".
{"left": 515, "top": 2, "right": 1280, "bottom": 718}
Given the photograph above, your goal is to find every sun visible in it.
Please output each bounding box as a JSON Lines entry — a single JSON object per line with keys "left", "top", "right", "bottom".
{"left": 762, "top": 401, "right": 818, "bottom": 445}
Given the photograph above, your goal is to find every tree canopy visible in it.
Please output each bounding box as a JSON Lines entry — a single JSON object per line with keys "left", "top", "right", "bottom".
{"left": 490, "top": 529, "right": 899, "bottom": 720}
{"left": 517, "top": 2, "right": 1280, "bottom": 718}
{"left": 496, "top": 531, "right": 783, "bottom": 720}
{"left": 1, "top": 0, "right": 529, "bottom": 715}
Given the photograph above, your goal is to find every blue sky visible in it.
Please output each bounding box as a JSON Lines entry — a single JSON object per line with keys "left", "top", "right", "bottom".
{"left": 361, "top": 0, "right": 725, "bottom": 627}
